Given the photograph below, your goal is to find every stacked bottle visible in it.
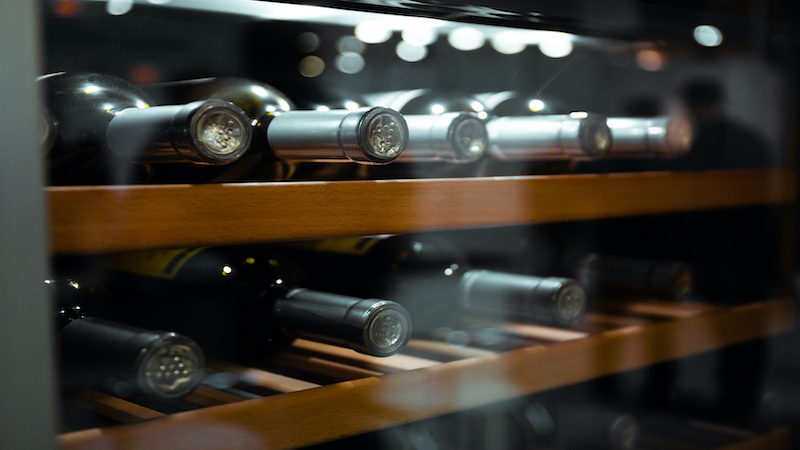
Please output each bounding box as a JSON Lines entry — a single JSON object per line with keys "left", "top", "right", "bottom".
{"left": 42, "top": 72, "right": 254, "bottom": 185}
{"left": 275, "top": 235, "right": 588, "bottom": 339}
{"left": 49, "top": 276, "right": 205, "bottom": 399}
{"left": 143, "top": 78, "right": 409, "bottom": 182}
{"left": 65, "top": 246, "right": 413, "bottom": 361}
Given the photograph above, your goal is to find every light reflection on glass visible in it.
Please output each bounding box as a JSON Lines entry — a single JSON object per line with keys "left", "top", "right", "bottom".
{"left": 607, "top": 119, "right": 639, "bottom": 129}
{"left": 396, "top": 41, "right": 427, "bottom": 62}
{"left": 570, "top": 111, "right": 589, "bottom": 119}
{"left": 337, "top": 35, "right": 366, "bottom": 54}
{"left": 344, "top": 101, "right": 360, "bottom": 111}
{"left": 491, "top": 31, "right": 526, "bottom": 55}
{"left": 222, "top": 265, "right": 232, "bottom": 276}
{"left": 296, "top": 32, "right": 321, "bottom": 53}
{"left": 316, "top": 105, "right": 331, "bottom": 112}
{"left": 470, "top": 101, "right": 484, "bottom": 112}
{"left": 355, "top": 21, "right": 392, "bottom": 44}
{"left": 539, "top": 32, "right": 573, "bottom": 58}
{"left": 335, "top": 52, "right": 366, "bottom": 74}
{"left": 448, "top": 27, "right": 485, "bottom": 51}
{"left": 477, "top": 111, "right": 488, "bottom": 120}
{"left": 636, "top": 49, "right": 664, "bottom": 71}
{"left": 84, "top": 85, "right": 100, "bottom": 94}
{"left": 53, "top": 0, "right": 80, "bottom": 17}
{"left": 430, "top": 104, "right": 445, "bottom": 115}
{"left": 401, "top": 28, "right": 437, "bottom": 46}
{"left": 250, "top": 85, "right": 269, "bottom": 97}
{"left": 298, "top": 56, "right": 325, "bottom": 78}
{"left": 106, "top": 0, "right": 134, "bottom": 16}
{"left": 694, "top": 25, "right": 723, "bottom": 47}
{"left": 528, "top": 99, "right": 545, "bottom": 112}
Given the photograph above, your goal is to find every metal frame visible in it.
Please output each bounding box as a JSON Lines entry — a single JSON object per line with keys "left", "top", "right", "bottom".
{"left": 0, "top": 2, "right": 57, "bottom": 449}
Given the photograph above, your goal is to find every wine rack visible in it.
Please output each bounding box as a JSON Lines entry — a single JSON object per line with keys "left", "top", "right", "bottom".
{"left": 0, "top": 1, "right": 797, "bottom": 449}
{"left": 58, "top": 296, "right": 792, "bottom": 449}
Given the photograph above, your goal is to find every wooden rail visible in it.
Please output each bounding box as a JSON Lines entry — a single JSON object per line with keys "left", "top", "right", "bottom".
{"left": 49, "top": 168, "right": 794, "bottom": 255}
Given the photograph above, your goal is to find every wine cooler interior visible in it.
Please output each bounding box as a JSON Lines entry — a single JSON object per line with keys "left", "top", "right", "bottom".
{"left": 1, "top": 0, "right": 799, "bottom": 449}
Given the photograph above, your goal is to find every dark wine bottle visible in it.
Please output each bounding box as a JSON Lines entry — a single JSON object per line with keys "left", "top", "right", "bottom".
{"left": 444, "top": 226, "right": 695, "bottom": 301}
{"left": 48, "top": 277, "right": 205, "bottom": 399}
{"left": 579, "top": 254, "right": 694, "bottom": 300}
{"left": 144, "top": 78, "right": 408, "bottom": 176}
{"left": 41, "top": 72, "right": 253, "bottom": 185}
{"left": 551, "top": 402, "right": 640, "bottom": 450}
{"left": 141, "top": 77, "right": 295, "bottom": 121}
{"left": 277, "top": 235, "right": 587, "bottom": 338}
{"left": 91, "top": 246, "right": 412, "bottom": 360}
{"left": 511, "top": 399, "right": 640, "bottom": 450}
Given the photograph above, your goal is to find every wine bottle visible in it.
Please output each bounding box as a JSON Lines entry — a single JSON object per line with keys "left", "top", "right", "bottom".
{"left": 579, "top": 254, "right": 694, "bottom": 300}
{"left": 277, "top": 235, "right": 587, "bottom": 338}
{"left": 444, "top": 227, "right": 695, "bottom": 301}
{"left": 480, "top": 90, "right": 693, "bottom": 158}
{"left": 41, "top": 72, "right": 253, "bottom": 184}
{"left": 486, "top": 111, "right": 612, "bottom": 161}
{"left": 89, "top": 246, "right": 412, "bottom": 360}
{"left": 462, "top": 396, "right": 639, "bottom": 450}
{"left": 606, "top": 116, "right": 693, "bottom": 158}
{"left": 551, "top": 402, "right": 640, "bottom": 450}
{"left": 145, "top": 78, "right": 409, "bottom": 170}
{"left": 362, "top": 89, "right": 489, "bottom": 165}
{"left": 48, "top": 277, "right": 205, "bottom": 399}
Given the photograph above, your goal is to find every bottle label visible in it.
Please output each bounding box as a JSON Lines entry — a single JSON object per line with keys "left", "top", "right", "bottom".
{"left": 103, "top": 248, "right": 205, "bottom": 280}
{"left": 291, "top": 237, "right": 384, "bottom": 255}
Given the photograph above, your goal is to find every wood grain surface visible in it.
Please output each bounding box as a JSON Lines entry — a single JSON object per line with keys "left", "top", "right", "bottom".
{"left": 48, "top": 168, "right": 794, "bottom": 255}
{"left": 714, "top": 427, "right": 791, "bottom": 450}
{"left": 58, "top": 297, "right": 795, "bottom": 450}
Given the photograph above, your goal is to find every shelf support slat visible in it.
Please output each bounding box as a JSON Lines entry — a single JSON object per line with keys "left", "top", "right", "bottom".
{"left": 49, "top": 168, "right": 794, "bottom": 255}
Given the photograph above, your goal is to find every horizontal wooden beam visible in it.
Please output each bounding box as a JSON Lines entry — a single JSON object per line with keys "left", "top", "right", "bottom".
{"left": 48, "top": 168, "right": 794, "bottom": 255}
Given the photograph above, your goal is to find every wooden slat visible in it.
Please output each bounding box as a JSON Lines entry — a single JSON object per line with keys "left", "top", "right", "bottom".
{"left": 182, "top": 386, "right": 248, "bottom": 407}
{"left": 713, "top": 427, "right": 791, "bottom": 450}
{"left": 219, "top": 365, "right": 321, "bottom": 393}
{"left": 48, "top": 168, "right": 794, "bottom": 255}
{"left": 58, "top": 298, "right": 794, "bottom": 450}
{"left": 404, "top": 339, "right": 498, "bottom": 360}
{"left": 290, "top": 339, "right": 441, "bottom": 372}
{"left": 594, "top": 298, "right": 724, "bottom": 319}
{"left": 499, "top": 323, "right": 590, "bottom": 342}
{"left": 68, "top": 390, "right": 165, "bottom": 424}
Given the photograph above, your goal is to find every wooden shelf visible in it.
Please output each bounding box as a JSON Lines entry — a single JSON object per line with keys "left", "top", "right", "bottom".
{"left": 57, "top": 297, "right": 794, "bottom": 450}
{"left": 639, "top": 420, "right": 790, "bottom": 450}
{"left": 49, "top": 168, "right": 794, "bottom": 255}
{"left": 713, "top": 427, "right": 791, "bottom": 450}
